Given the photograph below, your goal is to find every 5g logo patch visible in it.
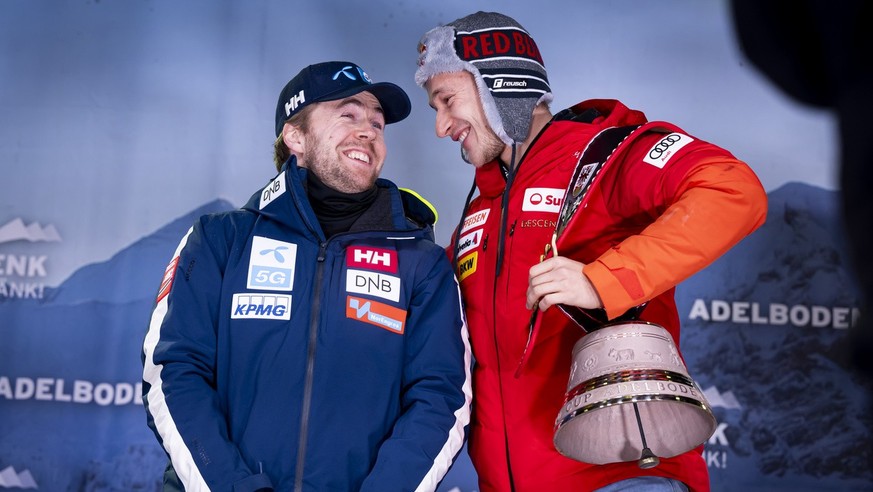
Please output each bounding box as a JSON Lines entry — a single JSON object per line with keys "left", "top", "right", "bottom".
{"left": 247, "top": 236, "right": 297, "bottom": 291}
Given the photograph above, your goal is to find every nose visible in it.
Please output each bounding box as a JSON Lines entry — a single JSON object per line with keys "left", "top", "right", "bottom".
{"left": 435, "top": 109, "right": 451, "bottom": 139}
{"left": 355, "top": 121, "right": 377, "bottom": 140}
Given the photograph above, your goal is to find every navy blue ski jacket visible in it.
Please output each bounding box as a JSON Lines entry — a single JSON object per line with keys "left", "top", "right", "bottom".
{"left": 142, "top": 158, "right": 472, "bottom": 492}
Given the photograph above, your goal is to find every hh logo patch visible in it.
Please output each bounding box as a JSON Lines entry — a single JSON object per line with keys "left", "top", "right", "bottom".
{"left": 346, "top": 246, "right": 398, "bottom": 273}
{"left": 259, "top": 172, "right": 287, "bottom": 209}
{"left": 457, "top": 229, "right": 483, "bottom": 257}
{"left": 247, "top": 236, "right": 296, "bottom": 291}
{"left": 346, "top": 295, "right": 406, "bottom": 334}
{"left": 346, "top": 269, "right": 400, "bottom": 302}
{"left": 522, "top": 187, "right": 563, "bottom": 213}
{"left": 231, "top": 293, "right": 292, "bottom": 320}
{"left": 643, "top": 133, "right": 694, "bottom": 168}
{"left": 460, "top": 209, "right": 490, "bottom": 235}
{"left": 457, "top": 251, "right": 478, "bottom": 282}
{"left": 156, "top": 256, "right": 180, "bottom": 303}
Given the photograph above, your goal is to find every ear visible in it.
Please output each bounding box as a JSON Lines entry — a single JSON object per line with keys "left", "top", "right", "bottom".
{"left": 282, "top": 123, "right": 305, "bottom": 155}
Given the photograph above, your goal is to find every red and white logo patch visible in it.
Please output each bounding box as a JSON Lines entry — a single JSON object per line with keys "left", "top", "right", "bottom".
{"left": 522, "top": 187, "right": 563, "bottom": 213}
{"left": 156, "top": 256, "right": 180, "bottom": 303}
{"left": 346, "top": 246, "right": 398, "bottom": 273}
{"left": 460, "top": 209, "right": 490, "bottom": 235}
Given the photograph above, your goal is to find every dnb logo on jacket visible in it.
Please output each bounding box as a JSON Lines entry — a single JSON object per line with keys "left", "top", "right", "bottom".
{"left": 247, "top": 236, "right": 297, "bottom": 291}
{"left": 344, "top": 246, "right": 406, "bottom": 333}
{"left": 345, "top": 246, "right": 400, "bottom": 302}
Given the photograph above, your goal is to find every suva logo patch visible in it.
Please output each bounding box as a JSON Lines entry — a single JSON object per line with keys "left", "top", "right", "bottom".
{"left": 522, "top": 187, "right": 563, "bottom": 213}
{"left": 231, "top": 293, "right": 292, "bottom": 320}
{"left": 346, "top": 295, "right": 406, "bottom": 334}
{"left": 247, "top": 236, "right": 296, "bottom": 291}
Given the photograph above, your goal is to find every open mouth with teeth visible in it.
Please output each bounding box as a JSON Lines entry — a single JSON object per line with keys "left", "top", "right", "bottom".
{"left": 345, "top": 150, "right": 370, "bottom": 164}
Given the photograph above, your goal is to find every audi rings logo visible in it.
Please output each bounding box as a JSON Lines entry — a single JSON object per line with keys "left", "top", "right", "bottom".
{"left": 648, "top": 134, "right": 682, "bottom": 160}
{"left": 643, "top": 132, "right": 694, "bottom": 169}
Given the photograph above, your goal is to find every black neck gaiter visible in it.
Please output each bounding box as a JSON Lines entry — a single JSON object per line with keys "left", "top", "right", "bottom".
{"left": 306, "top": 171, "right": 378, "bottom": 237}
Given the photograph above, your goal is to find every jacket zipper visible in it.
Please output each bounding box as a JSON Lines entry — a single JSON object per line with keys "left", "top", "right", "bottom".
{"left": 294, "top": 241, "right": 327, "bottom": 492}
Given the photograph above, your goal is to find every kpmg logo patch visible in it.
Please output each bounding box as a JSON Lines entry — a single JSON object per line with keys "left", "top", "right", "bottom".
{"left": 346, "top": 246, "right": 398, "bottom": 273}
{"left": 346, "top": 295, "right": 406, "bottom": 334}
{"left": 247, "top": 236, "right": 296, "bottom": 291}
{"left": 231, "top": 293, "right": 292, "bottom": 320}
{"left": 259, "top": 172, "right": 287, "bottom": 209}
{"left": 522, "top": 187, "right": 563, "bottom": 213}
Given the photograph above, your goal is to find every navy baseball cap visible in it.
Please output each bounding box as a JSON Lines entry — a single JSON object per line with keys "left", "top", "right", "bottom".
{"left": 275, "top": 61, "right": 412, "bottom": 136}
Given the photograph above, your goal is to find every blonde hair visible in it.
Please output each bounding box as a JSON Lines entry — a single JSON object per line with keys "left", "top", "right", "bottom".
{"left": 272, "top": 104, "right": 315, "bottom": 172}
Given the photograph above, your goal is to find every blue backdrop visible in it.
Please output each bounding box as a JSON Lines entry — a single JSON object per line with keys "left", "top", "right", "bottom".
{"left": 1, "top": 1, "right": 868, "bottom": 491}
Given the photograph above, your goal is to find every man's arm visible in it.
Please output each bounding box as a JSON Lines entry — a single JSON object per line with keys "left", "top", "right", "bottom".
{"left": 142, "top": 220, "right": 273, "bottom": 492}
{"left": 527, "top": 155, "right": 767, "bottom": 319}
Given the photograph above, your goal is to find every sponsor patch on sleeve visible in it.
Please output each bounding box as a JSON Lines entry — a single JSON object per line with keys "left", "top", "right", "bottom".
{"left": 346, "top": 246, "right": 398, "bottom": 273}
{"left": 247, "top": 236, "right": 297, "bottom": 291}
{"left": 643, "top": 133, "right": 694, "bottom": 169}
{"left": 231, "top": 293, "right": 292, "bottom": 320}
{"left": 346, "top": 295, "right": 407, "bottom": 334}
{"left": 156, "top": 256, "right": 180, "bottom": 303}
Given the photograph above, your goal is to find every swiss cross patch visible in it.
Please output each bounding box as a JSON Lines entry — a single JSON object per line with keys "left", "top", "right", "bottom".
{"left": 346, "top": 246, "right": 398, "bottom": 273}
{"left": 156, "top": 257, "right": 180, "bottom": 303}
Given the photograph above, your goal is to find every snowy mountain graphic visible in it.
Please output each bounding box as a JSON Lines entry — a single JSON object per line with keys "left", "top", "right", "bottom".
{"left": 45, "top": 198, "right": 236, "bottom": 305}
{"left": 0, "top": 466, "right": 37, "bottom": 489}
{"left": 0, "top": 218, "right": 61, "bottom": 244}
{"left": 678, "top": 181, "right": 872, "bottom": 485}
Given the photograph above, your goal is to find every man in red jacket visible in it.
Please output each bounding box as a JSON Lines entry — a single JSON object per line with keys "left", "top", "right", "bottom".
{"left": 414, "top": 11, "right": 768, "bottom": 492}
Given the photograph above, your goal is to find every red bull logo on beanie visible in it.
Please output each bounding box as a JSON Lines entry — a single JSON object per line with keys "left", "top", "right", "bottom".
{"left": 454, "top": 27, "right": 544, "bottom": 66}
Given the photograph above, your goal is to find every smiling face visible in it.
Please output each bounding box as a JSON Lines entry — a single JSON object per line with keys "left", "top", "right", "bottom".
{"left": 426, "top": 71, "right": 505, "bottom": 168}
{"left": 283, "top": 91, "right": 387, "bottom": 193}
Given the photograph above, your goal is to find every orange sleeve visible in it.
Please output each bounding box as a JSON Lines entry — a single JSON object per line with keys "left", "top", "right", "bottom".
{"left": 583, "top": 156, "right": 768, "bottom": 319}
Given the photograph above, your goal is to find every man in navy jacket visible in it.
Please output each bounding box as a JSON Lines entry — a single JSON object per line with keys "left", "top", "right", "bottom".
{"left": 142, "top": 60, "right": 472, "bottom": 492}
